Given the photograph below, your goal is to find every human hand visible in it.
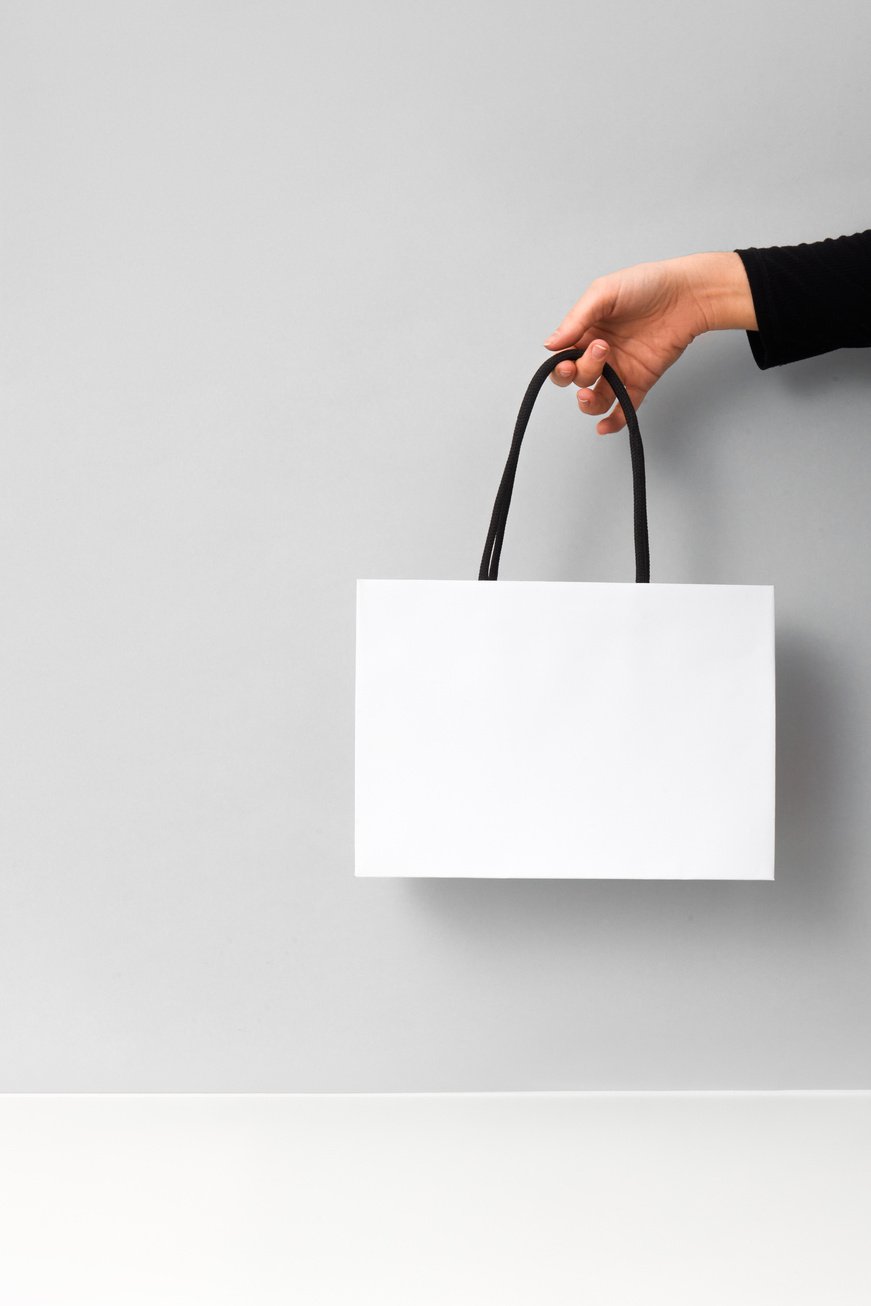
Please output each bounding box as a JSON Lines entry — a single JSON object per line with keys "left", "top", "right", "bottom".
{"left": 544, "top": 252, "right": 757, "bottom": 434}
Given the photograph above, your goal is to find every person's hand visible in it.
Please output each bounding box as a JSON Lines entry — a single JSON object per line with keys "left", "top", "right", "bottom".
{"left": 544, "top": 251, "right": 757, "bottom": 434}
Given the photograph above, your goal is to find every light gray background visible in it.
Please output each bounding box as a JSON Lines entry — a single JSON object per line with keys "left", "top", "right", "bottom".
{"left": 2, "top": 0, "right": 870, "bottom": 1089}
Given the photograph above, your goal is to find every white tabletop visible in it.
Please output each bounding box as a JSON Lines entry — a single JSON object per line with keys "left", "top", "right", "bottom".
{"left": 0, "top": 1091, "right": 867, "bottom": 1305}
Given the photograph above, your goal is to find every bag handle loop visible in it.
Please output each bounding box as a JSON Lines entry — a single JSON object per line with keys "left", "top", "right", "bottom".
{"left": 478, "top": 349, "right": 650, "bottom": 582}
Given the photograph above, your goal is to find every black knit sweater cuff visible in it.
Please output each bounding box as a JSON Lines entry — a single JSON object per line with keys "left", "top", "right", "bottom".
{"left": 734, "top": 246, "right": 780, "bottom": 370}
{"left": 734, "top": 232, "right": 871, "bottom": 370}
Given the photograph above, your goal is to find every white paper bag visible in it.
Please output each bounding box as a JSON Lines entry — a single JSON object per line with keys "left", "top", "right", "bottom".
{"left": 355, "top": 352, "right": 775, "bottom": 879}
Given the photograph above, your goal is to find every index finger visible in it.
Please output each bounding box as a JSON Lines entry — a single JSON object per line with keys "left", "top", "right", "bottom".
{"left": 544, "top": 281, "right": 609, "bottom": 351}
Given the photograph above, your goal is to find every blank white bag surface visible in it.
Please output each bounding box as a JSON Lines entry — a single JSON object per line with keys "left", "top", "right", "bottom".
{"left": 355, "top": 580, "right": 775, "bottom": 879}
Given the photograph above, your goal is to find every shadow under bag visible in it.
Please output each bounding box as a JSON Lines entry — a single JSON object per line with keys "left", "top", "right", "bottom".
{"left": 355, "top": 350, "right": 775, "bottom": 879}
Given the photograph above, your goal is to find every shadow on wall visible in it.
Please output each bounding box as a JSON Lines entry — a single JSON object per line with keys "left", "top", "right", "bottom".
{"left": 774, "top": 622, "right": 858, "bottom": 905}
{"left": 403, "top": 624, "right": 854, "bottom": 940}
{"left": 625, "top": 341, "right": 871, "bottom": 584}
{"left": 654, "top": 335, "right": 871, "bottom": 451}
{"left": 535, "top": 342, "right": 871, "bottom": 590}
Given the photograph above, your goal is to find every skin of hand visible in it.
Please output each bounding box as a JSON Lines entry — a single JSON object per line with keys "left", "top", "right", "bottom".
{"left": 544, "top": 251, "right": 758, "bottom": 434}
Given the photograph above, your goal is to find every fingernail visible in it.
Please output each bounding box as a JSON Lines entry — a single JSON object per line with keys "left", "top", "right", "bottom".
{"left": 592, "top": 342, "right": 608, "bottom": 357}
{"left": 544, "top": 334, "right": 557, "bottom": 347}
{"left": 579, "top": 394, "right": 591, "bottom": 406}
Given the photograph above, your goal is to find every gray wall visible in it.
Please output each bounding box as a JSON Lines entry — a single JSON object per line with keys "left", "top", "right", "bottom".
{"left": 2, "top": 0, "right": 871, "bottom": 1089}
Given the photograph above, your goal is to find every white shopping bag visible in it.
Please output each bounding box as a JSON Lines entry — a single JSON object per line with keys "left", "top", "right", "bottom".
{"left": 355, "top": 351, "right": 775, "bottom": 879}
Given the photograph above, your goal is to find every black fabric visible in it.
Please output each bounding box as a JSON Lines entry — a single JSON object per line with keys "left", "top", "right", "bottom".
{"left": 479, "top": 350, "right": 650, "bottom": 583}
{"left": 735, "top": 230, "right": 871, "bottom": 369}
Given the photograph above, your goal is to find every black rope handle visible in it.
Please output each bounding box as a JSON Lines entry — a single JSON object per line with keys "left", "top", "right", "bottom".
{"left": 478, "top": 349, "right": 650, "bottom": 582}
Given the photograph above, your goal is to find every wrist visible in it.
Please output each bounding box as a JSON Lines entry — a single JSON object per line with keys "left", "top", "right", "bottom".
{"left": 678, "top": 251, "right": 759, "bottom": 334}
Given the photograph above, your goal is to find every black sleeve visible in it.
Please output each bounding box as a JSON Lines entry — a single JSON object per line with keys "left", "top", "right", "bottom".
{"left": 734, "top": 230, "right": 871, "bottom": 369}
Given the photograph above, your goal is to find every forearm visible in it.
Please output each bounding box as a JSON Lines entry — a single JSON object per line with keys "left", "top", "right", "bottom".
{"left": 677, "top": 251, "right": 759, "bottom": 333}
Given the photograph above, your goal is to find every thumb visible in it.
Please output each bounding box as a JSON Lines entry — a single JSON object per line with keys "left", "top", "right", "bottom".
{"left": 544, "top": 283, "right": 608, "bottom": 350}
